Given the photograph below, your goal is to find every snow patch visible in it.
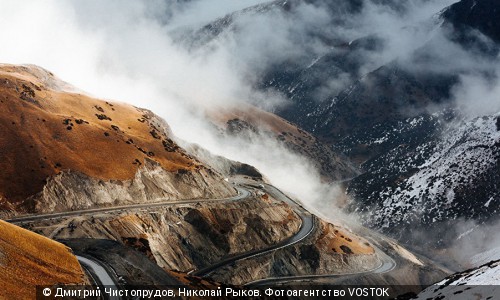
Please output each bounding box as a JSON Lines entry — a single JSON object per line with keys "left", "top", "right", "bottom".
{"left": 416, "top": 260, "right": 500, "bottom": 299}
{"left": 471, "top": 247, "right": 500, "bottom": 267}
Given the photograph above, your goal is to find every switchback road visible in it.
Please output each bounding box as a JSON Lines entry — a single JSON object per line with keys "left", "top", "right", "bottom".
{"left": 192, "top": 183, "right": 316, "bottom": 277}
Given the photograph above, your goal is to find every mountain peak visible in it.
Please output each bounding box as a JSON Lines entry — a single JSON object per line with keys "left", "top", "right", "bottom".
{"left": 442, "top": 0, "right": 500, "bottom": 43}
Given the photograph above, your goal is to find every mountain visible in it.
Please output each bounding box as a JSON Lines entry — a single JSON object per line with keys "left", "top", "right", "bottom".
{"left": 0, "top": 64, "right": 451, "bottom": 292}
{"left": 0, "top": 64, "right": 235, "bottom": 216}
{"left": 205, "top": 103, "right": 358, "bottom": 181}
{"left": 177, "top": 0, "right": 364, "bottom": 49}
{"left": 442, "top": 0, "right": 500, "bottom": 45}
{"left": 348, "top": 114, "right": 500, "bottom": 248}
{"left": 181, "top": 0, "right": 500, "bottom": 265}
{"left": 414, "top": 259, "right": 500, "bottom": 299}
{"left": 338, "top": 0, "right": 500, "bottom": 253}
{"left": 1, "top": 0, "right": 499, "bottom": 293}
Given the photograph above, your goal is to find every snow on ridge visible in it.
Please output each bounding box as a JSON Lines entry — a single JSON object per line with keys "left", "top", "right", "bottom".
{"left": 372, "top": 115, "right": 500, "bottom": 227}
{"left": 415, "top": 260, "right": 500, "bottom": 299}
{"left": 471, "top": 247, "right": 500, "bottom": 267}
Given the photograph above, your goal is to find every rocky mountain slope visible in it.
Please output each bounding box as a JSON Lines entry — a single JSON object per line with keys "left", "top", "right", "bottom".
{"left": 442, "top": 0, "right": 500, "bottom": 48}
{"left": 0, "top": 64, "right": 235, "bottom": 216}
{"left": 341, "top": 0, "right": 500, "bottom": 254}
{"left": 0, "top": 63, "right": 392, "bottom": 293}
{"left": 2, "top": 0, "right": 497, "bottom": 290}
{"left": 209, "top": 219, "right": 380, "bottom": 285}
{"left": 182, "top": 0, "right": 500, "bottom": 264}
{"left": 26, "top": 193, "right": 302, "bottom": 273}
{"left": 20, "top": 189, "right": 399, "bottom": 285}
{"left": 206, "top": 104, "right": 358, "bottom": 181}
{"left": 348, "top": 114, "right": 500, "bottom": 247}
{"left": 414, "top": 259, "right": 500, "bottom": 299}
{"left": 0, "top": 62, "right": 410, "bottom": 289}
{"left": 0, "top": 220, "right": 84, "bottom": 299}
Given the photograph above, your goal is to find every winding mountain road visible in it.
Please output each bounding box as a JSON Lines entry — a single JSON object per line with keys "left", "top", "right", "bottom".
{"left": 242, "top": 184, "right": 396, "bottom": 286}
{"left": 192, "top": 183, "right": 316, "bottom": 277}
{"left": 245, "top": 238, "right": 396, "bottom": 286}
{"left": 194, "top": 183, "right": 396, "bottom": 283}
{"left": 77, "top": 256, "right": 121, "bottom": 300}
{"left": 6, "top": 182, "right": 397, "bottom": 289}
{"left": 6, "top": 186, "right": 248, "bottom": 299}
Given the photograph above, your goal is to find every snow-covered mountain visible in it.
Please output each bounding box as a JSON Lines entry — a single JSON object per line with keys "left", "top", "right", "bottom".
{"left": 348, "top": 113, "right": 500, "bottom": 248}
{"left": 180, "top": 0, "right": 500, "bottom": 268}
{"left": 415, "top": 260, "right": 500, "bottom": 299}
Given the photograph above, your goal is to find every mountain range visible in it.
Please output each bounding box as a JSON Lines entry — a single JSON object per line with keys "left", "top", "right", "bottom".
{"left": 0, "top": 0, "right": 499, "bottom": 297}
{"left": 180, "top": 0, "right": 500, "bottom": 265}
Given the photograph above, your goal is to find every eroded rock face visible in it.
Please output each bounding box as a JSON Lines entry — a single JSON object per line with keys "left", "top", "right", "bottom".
{"left": 27, "top": 195, "right": 301, "bottom": 272}
{"left": 29, "top": 159, "right": 236, "bottom": 214}
{"left": 215, "top": 250, "right": 379, "bottom": 285}
{"left": 208, "top": 220, "right": 380, "bottom": 285}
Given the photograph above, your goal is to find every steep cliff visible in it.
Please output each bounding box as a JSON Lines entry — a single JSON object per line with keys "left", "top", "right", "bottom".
{"left": 31, "top": 159, "right": 235, "bottom": 213}
{"left": 25, "top": 193, "right": 302, "bottom": 273}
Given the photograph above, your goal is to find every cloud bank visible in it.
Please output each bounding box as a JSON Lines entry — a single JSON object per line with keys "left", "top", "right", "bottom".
{"left": 0, "top": 0, "right": 498, "bottom": 226}
{"left": 0, "top": 0, "right": 346, "bottom": 219}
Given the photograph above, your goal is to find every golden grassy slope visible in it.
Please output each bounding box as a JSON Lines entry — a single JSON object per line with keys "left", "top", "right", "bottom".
{"left": 0, "top": 64, "right": 200, "bottom": 210}
{"left": 207, "top": 103, "right": 318, "bottom": 147}
{"left": 205, "top": 103, "right": 357, "bottom": 182}
{"left": 0, "top": 220, "right": 84, "bottom": 299}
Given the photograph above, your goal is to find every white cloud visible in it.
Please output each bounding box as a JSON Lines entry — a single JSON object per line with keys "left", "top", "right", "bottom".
{"left": 0, "top": 0, "right": 346, "bottom": 218}
{"left": 452, "top": 71, "right": 500, "bottom": 117}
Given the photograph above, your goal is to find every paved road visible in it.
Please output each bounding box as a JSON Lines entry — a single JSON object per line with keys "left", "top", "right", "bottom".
{"left": 242, "top": 184, "right": 396, "bottom": 286}
{"left": 77, "top": 256, "right": 121, "bottom": 300}
{"left": 6, "top": 181, "right": 318, "bottom": 282}
{"left": 5, "top": 186, "right": 248, "bottom": 299}
{"left": 7, "top": 182, "right": 396, "bottom": 287}
{"left": 6, "top": 187, "right": 250, "bottom": 224}
{"left": 245, "top": 238, "right": 396, "bottom": 286}
{"left": 192, "top": 183, "right": 316, "bottom": 277}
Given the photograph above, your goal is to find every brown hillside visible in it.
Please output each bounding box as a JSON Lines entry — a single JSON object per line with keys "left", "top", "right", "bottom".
{"left": 208, "top": 104, "right": 314, "bottom": 142}
{"left": 0, "top": 220, "right": 84, "bottom": 299}
{"left": 206, "top": 103, "right": 358, "bottom": 181}
{"left": 0, "top": 64, "right": 200, "bottom": 209}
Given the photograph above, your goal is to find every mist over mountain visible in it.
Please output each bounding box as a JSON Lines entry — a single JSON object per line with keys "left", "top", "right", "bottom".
{"left": 1, "top": 0, "right": 497, "bottom": 265}
{"left": 0, "top": 0, "right": 499, "bottom": 293}
{"left": 174, "top": 0, "right": 500, "bottom": 267}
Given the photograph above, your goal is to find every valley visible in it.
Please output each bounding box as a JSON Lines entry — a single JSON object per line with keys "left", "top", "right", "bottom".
{"left": 0, "top": 0, "right": 499, "bottom": 298}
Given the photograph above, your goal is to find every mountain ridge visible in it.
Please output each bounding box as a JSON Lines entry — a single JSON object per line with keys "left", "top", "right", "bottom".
{"left": 0, "top": 64, "right": 235, "bottom": 215}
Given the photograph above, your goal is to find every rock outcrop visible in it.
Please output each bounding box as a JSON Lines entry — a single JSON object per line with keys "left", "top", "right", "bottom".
{"left": 31, "top": 159, "right": 235, "bottom": 213}
{"left": 209, "top": 220, "right": 380, "bottom": 285}
{"left": 27, "top": 194, "right": 301, "bottom": 273}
